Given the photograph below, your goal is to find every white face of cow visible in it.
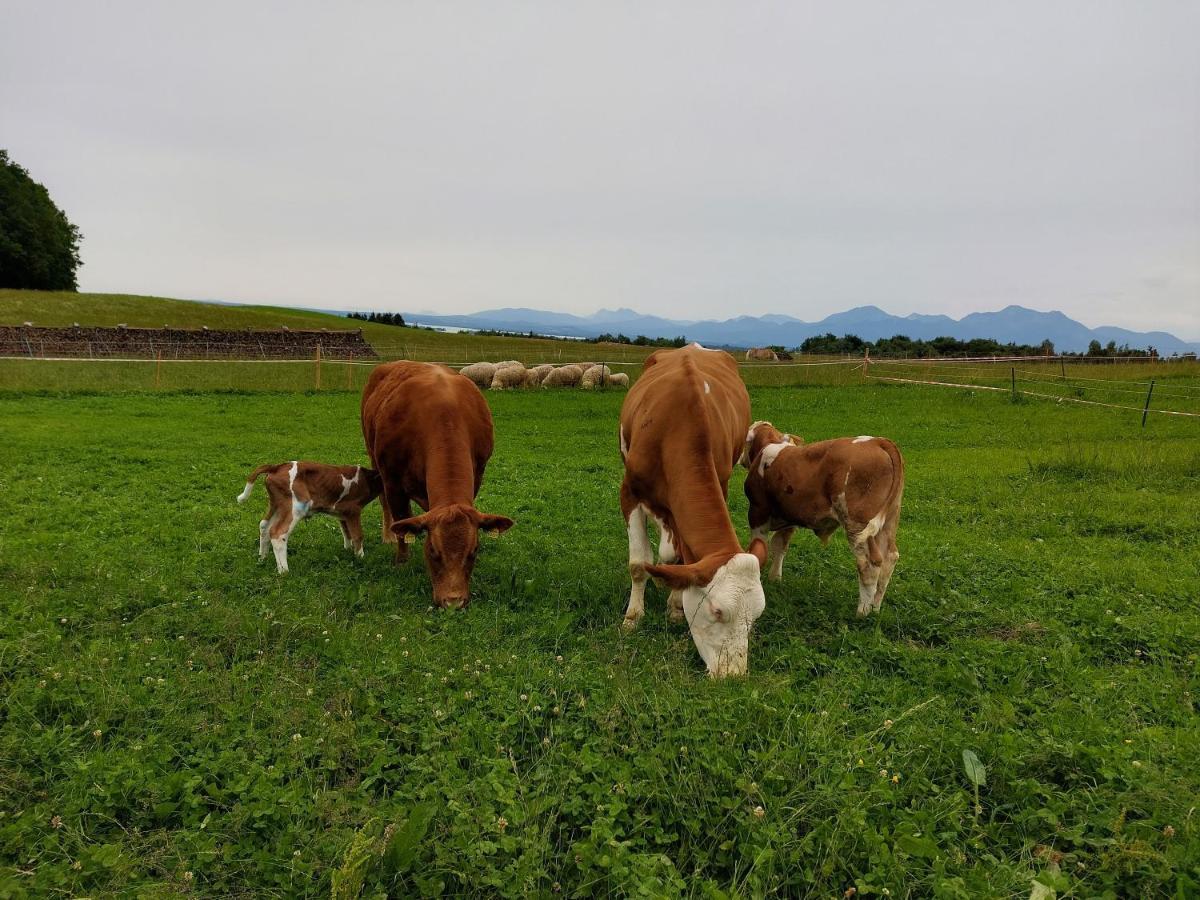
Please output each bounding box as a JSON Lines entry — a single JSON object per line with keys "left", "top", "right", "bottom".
{"left": 680, "top": 553, "right": 766, "bottom": 677}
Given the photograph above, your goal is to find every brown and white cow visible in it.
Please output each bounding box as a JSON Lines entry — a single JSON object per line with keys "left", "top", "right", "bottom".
{"left": 619, "top": 344, "right": 767, "bottom": 677}
{"left": 361, "top": 361, "right": 514, "bottom": 609}
{"left": 742, "top": 421, "right": 904, "bottom": 617}
{"left": 237, "top": 461, "right": 382, "bottom": 573}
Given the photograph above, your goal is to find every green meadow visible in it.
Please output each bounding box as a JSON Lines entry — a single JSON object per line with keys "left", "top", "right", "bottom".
{"left": 1, "top": 381, "right": 1197, "bottom": 898}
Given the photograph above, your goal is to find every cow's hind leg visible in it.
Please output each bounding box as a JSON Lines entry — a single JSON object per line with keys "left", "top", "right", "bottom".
{"left": 848, "top": 530, "right": 882, "bottom": 617}
{"left": 339, "top": 518, "right": 353, "bottom": 550}
{"left": 652, "top": 516, "right": 685, "bottom": 623}
{"left": 381, "top": 477, "right": 411, "bottom": 563}
{"left": 767, "top": 527, "right": 796, "bottom": 581}
{"left": 258, "top": 507, "right": 275, "bottom": 560}
{"left": 623, "top": 499, "right": 652, "bottom": 631}
{"left": 872, "top": 518, "right": 900, "bottom": 612}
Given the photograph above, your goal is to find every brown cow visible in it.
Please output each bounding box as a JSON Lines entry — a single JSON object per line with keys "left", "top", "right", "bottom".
{"left": 237, "top": 461, "right": 382, "bottom": 573}
{"left": 361, "top": 362, "right": 514, "bottom": 608}
{"left": 742, "top": 421, "right": 904, "bottom": 617}
{"left": 618, "top": 344, "right": 767, "bottom": 677}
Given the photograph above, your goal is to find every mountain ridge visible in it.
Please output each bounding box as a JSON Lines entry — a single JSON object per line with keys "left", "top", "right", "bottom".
{"left": 404, "top": 304, "right": 1199, "bottom": 354}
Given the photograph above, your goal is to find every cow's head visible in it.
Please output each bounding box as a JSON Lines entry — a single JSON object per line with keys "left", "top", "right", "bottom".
{"left": 740, "top": 420, "right": 798, "bottom": 469}
{"left": 391, "top": 504, "right": 514, "bottom": 609}
{"left": 644, "top": 540, "right": 768, "bottom": 677}
{"left": 362, "top": 468, "right": 384, "bottom": 500}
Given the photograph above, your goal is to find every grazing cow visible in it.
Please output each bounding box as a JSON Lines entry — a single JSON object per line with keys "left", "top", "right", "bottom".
{"left": 459, "top": 362, "right": 497, "bottom": 389}
{"left": 542, "top": 364, "right": 583, "bottom": 387}
{"left": 746, "top": 347, "right": 779, "bottom": 362}
{"left": 619, "top": 344, "right": 767, "bottom": 677}
{"left": 581, "top": 364, "right": 612, "bottom": 388}
{"left": 742, "top": 421, "right": 904, "bottom": 617}
{"left": 361, "top": 361, "right": 514, "bottom": 608}
{"left": 609, "top": 372, "right": 629, "bottom": 388}
{"left": 526, "top": 364, "right": 554, "bottom": 386}
{"left": 237, "top": 461, "right": 381, "bottom": 573}
{"left": 490, "top": 363, "right": 528, "bottom": 390}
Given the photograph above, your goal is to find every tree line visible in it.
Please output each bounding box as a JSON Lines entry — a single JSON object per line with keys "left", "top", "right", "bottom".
{"left": 0, "top": 150, "right": 83, "bottom": 291}
{"left": 347, "top": 311, "right": 407, "bottom": 327}
{"left": 797, "top": 332, "right": 1158, "bottom": 358}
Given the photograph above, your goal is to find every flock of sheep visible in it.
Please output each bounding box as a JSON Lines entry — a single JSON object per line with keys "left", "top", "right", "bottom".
{"left": 459, "top": 360, "right": 630, "bottom": 390}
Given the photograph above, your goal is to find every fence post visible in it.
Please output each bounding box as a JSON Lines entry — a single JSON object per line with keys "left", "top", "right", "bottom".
{"left": 346, "top": 353, "right": 354, "bottom": 390}
{"left": 155, "top": 349, "right": 163, "bottom": 389}
{"left": 862, "top": 348, "right": 870, "bottom": 383}
{"left": 1060, "top": 356, "right": 1066, "bottom": 379}
{"left": 1141, "top": 379, "right": 1155, "bottom": 427}
{"left": 1011, "top": 367, "right": 1016, "bottom": 400}
{"left": 314, "top": 344, "right": 322, "bottom": 390}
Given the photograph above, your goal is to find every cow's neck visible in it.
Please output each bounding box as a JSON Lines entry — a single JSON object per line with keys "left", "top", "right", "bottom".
{"left": 665, "top": 466, "right": 741, "bottom": 560}
{"left": 424, "top": 438, "right": 477, "bottom": 509}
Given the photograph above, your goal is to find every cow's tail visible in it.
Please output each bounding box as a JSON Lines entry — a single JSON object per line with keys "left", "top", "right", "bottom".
{"left": 237, "top": 464, "right": 276, "bottom": 503}
{"left": 854, "top": 439, "right": 904, "bottom": 566}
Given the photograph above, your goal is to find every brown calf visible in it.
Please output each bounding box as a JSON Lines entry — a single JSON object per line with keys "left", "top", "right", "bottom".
{"left": 237, "top": 461, "right": 382, "bottom": 573}
{"left": 742, "top": 421, "right": 904, "bottom": 617}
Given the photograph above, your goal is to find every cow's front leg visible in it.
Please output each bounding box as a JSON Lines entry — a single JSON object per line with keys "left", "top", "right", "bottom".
{"left": 767, "top": 527, "right": 796, "bottom": 581}
{"left": 623, "top": 503, "right": 652, "bottom": 631}
{"left": 667, "top": 590, "right": 685, "bottom": 623}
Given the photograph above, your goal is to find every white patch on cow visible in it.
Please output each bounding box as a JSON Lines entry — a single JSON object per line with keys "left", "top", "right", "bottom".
{"left": 703, "top": 380, "right": 711, "bottom": 394}
{"left": 757, "top": 442, "right": 791, "bottom": 477}
{"left": 689, "top": 342, "right": 719, "bottom": 352}
{"left": 845, "top": 468, "right": 852, "bottom": 487}
{"left": 853, "top": 435, "right": 873, "bottom": 443}
{"left": 650, "top": 513, "right": 678, "bottom": 564}
{"left": 335, "top": 466, "right": 360, "bottom": 503}
{"left": 619, "top": 426, "right": 628, "bottom": 459}
{"left": 855, "top": 510, "right": 887, "bottom": 545}
{"left": 680, "top": 553, "right": 766, "bottom": 677}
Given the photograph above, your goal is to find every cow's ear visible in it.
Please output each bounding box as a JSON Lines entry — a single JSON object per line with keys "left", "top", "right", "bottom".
{"left": 475, "top": 513, "right": 515, "bottom": 537}
{"left": 645, "top": 554, "right": 728, "bottom": 590}
{"left": 391, "top": 514, "right": 431, "bottom": 544}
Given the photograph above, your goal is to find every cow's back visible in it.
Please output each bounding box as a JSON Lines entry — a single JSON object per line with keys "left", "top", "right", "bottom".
{"left": 362, "top": 362, "right": 494, "bottom": 484}
{"left": 622, "top": 345, "right": 749, "bottom": 485}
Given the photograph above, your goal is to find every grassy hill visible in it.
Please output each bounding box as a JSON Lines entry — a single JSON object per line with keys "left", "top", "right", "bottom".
{"left": 0, "top": 289, "right": 657, "bottom": 366}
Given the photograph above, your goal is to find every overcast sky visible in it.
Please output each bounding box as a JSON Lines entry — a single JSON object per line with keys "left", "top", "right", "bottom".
{"left": 3, "top": 2, "right": 1198, "bottom": 334}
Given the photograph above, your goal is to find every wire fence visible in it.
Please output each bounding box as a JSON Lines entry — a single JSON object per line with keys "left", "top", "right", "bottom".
{"left": 3, "top": 346, "right": 1199, "bottom": 423}
{"left": 863, "top": 357, "right": 1200, "bottom": 422}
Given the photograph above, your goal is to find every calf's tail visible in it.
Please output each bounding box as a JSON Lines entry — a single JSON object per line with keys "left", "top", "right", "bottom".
{"left": 237, "top": 464, "right": 277, "bottom": 503}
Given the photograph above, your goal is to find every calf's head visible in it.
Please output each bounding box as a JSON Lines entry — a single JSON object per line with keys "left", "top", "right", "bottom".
{"left": 645, "top": 541, "right": 768, "bottom": 677}
{"left": 391, "top": 504, "right": 514, "bottom": 609}
{"left": 740, "top": 420, "right": 798, "bottom": 469}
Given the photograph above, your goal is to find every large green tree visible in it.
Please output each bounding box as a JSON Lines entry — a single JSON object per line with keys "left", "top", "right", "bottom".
{"left": 0, "top": 150, "right": 83, "bottom": 290}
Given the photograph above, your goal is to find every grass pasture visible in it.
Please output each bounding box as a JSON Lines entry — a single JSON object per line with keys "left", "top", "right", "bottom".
{"left": 1, "top": 381, "right": 1198, "bottom": 897}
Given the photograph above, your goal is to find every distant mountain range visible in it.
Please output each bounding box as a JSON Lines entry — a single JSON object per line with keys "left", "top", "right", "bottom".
{"left": 401, "top": 305, "right": 1199, "bottom": 355}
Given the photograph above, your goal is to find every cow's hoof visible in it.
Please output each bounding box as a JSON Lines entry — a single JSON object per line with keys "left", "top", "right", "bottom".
{"left": 855, "top": 604, "right": 871, "bottom": 618}
{"left": 667, "top": 607, "right": 685, "bottom": 624}
{"left": 620, "top": 616, "right": 640, "bottom": 632}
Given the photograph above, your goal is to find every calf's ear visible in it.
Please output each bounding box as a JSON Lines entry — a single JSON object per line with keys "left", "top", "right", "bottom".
{"left": 475, "top": 512, "right": 515, "bottom": 536}
{"left": 391, "top": 514, "right": 432, "bottom": 544}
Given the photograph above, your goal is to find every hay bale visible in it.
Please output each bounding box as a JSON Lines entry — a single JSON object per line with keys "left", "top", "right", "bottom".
{"left": 541, "top": 364, "right": 583, "bottom": 388}
{"left": 459, "top": 362, "right": 497, "bottom": 388}
{"left": 581, "top": 364, "right": 613, "bottom": 389}
{"left": 609, "top": 372, "right": 629, "bottom": 388}
{"left": 490, "top": 363, "right": 528, "bottom": 390}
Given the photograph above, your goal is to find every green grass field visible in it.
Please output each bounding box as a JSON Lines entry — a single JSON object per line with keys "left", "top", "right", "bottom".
{"left": 1, "top": 381, "right": 1197, "bottom": 897}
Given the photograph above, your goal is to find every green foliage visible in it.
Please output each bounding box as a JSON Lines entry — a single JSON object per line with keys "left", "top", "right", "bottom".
{"left": 347, "top": 311, "right": 407, "bottom": 328}
{"left": 0, "top": 150, "right": 83, "bottom": 291}
{"left": 0, "top": 385, "right": 1197, "bottom": 895}
{"left": 593, "top": 332, "right": 688, "bottom": 348}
